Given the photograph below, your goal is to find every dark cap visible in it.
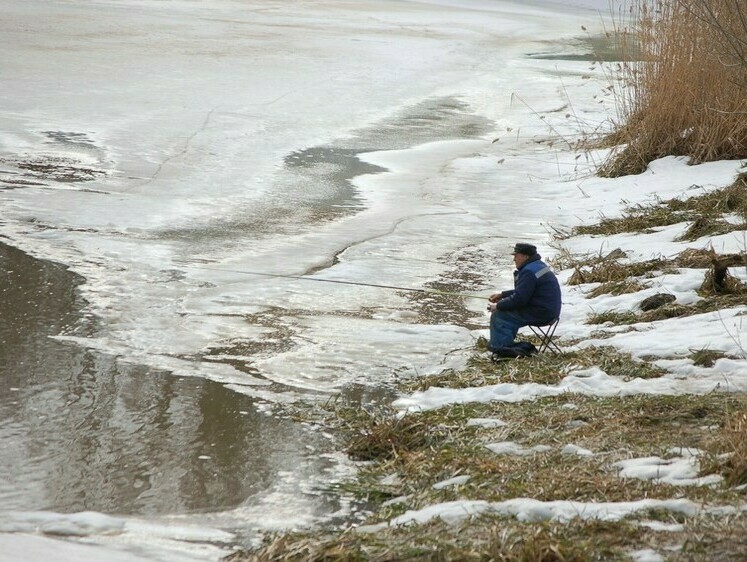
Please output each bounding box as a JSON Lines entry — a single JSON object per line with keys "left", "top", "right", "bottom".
{"left": 511, "top": 243, "right": 537, "bottom": 256}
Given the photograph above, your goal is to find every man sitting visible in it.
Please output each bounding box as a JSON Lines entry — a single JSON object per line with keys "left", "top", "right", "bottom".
{"left": 487, "top": 242, "right": 561, "bottom": 353}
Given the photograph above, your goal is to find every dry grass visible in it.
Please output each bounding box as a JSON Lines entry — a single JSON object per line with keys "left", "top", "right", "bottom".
{"left": 679, "top": 512, "right": 747, "bottom": 562}
{"left": 329, "top": 393, "right": 743, "bottom": 509}
{"left": 717, "top": 406, "right": 747, "bottom": 487}
{"left": 385, "top": 447, "right": 676, "bottom": 505}
{"left": 228, "top": 393, "right": 747, "bottom": 561}
{"left": 573, "top": 204, "right": 693, "bottom": 236}
{"left": 410, "top": 346, "right": 666, "bottom": 390}
{"left": 599, "top": 0, "right": 747, "bottom": 177}
{"left": 670, "top": 173, "right": 747, "bottom": 221}
{"left": 689, "top": 348, "right": 730, "bottom": 367}
{"left": 549, "top": 247, "right": 627, "bottom": 270}
{"left": 341, "top": 407, "right": 454, "bottom": 462}
{"left": 226, "top": 509, "right": 747, "bottom": 562}
{"left": 676, "top": 248, "right": 724, "bottom": 268}
{"left": 586, "top": 289, "right": 747, "bottom": 325}
{"left": 586, "top": 310, "right": 639, "bottom": 325}
{"left": 510, "top": 393, "right": 742, "bottom": 453}
{"left": 676, "top": 216, "right": 737, "bottom": 241}
{"left": 568, "top": 258, "right": 673, "bottom": 286}
{"left": 585, "top": 279, "right": 650, "bottom": 298}
{"left": 230, "top": 518, "right": 651, "bottom": 562}
{"left": 576, "top": 245, "right": 747, "bottom": 326}
{"left": 573, "top": 173, "right": 747, "bottom": 238}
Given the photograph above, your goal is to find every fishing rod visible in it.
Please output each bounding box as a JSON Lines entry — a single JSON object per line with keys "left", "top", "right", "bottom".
{"left": 192, "top": 266, "right": 488, "bottom": 300}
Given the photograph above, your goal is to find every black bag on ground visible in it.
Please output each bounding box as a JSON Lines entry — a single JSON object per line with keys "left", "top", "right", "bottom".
{"left": 491, "top": 341, "right": 538, "bottom": 360}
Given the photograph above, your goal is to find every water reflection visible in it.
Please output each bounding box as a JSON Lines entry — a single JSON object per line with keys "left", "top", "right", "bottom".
{"left": 0, "top": 243, "right": 340, "bottom": 516}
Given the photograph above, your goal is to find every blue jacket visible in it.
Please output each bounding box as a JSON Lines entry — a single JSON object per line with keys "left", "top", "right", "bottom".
{"left": 496, "top": 254, "right": 561, "bottom": 325}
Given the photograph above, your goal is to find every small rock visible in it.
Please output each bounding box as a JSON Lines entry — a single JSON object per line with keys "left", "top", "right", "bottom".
{"left": 640, "top": 293, "right": 676, "bottom": 311}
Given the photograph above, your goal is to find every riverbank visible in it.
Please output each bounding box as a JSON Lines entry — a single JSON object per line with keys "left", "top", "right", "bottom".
{"left": 228, "top": 168, "right": 747, "bottom": 560}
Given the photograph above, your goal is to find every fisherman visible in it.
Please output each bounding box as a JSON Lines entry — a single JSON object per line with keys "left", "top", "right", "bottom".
{"left": 487, "top": 242, "right": 561, "bottom": 352}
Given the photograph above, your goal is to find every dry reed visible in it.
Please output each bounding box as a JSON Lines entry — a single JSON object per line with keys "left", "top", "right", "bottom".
{"left": 600, "top": 0, "right": 747, "bottom": 176}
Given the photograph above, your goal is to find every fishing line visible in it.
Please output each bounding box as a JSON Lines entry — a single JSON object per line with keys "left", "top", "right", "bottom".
{"left": 192, "top": 266, "right": 488, "bottom": 300}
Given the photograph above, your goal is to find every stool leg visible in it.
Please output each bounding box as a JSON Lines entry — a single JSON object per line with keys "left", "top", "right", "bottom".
{"left": 529, "top": 320, "right": 560, "bottom": 354}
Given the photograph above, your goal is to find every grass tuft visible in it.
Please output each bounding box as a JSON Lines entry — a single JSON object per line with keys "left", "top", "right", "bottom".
{"left": 675, "top": 216, "right": 735, "bottom": 242}
{"left": 567, "top": 258, "right": 671, "bottom": 286}
{"left": 586, "top": 310, "right": 639, "bottom": 325}
{"left": 699, "top": 261, "right": 747, "bottom": 296}
{"left": 720, "top": 407, "right": 747, "bottom": 487}
{"left": 343, "top": 408, "right": 451, "bottom": 462}
{"left": 676, "top": 248, "right": 720, "bottom": 269}
{"left": 689, "top": 348, "right": 729, "bottom": 368}
{"left": 586, "top": 279, "right": 649, "bottom": 299}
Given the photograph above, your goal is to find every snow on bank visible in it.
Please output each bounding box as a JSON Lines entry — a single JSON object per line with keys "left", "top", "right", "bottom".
{"left": 612, "top": 448, "right": 724, "bottom": 487}
{"left": 485, "top": 441, "right": 552, "bottom": 456}
{"left": 394, "top": 355, "right": 747, "bottom": 412}
{"left": 480, "top": 442, "right": 724, "bottom": 486}
{"left": 357, "top": 497, "right": 747, "bottom": 531}
{"left": 630, "top": 549, "right": 666, "bottom": 562}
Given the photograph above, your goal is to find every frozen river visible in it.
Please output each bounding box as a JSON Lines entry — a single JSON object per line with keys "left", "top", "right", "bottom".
{"left": 0, "top": 0, "right": 613, "bottom": 559}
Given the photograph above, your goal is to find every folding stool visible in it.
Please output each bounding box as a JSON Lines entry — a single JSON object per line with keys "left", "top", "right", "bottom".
{"left": 528, "top": 318, "right": 561, "bottom": 354}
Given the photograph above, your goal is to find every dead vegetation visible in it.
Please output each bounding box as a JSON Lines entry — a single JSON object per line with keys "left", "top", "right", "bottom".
{"left": 230, "top": 392, "right": 747, "bottom": 562}
{"left": 228, "top": 518, "right": 651, "bottom": 562}
{"left": 343, "top": 407, "right": 454, "bottom": 462}
{"left": 588, "top": 292, "right": 747, "bottom": 326}
{"left": 567, "top": 246, "right": 747, "bottom": 304}
{"left": 585, "top": 279, "right": 650, "bottom": 298}
{"left": 689, "top": 348, "right": 730, "bottom": 368}
{"left": 572, "top": 173, "right": 747, "bottom": 239}
{"left": 397, "top": 346, "right": 667, "bottom": 391}
{"left": 715, "top": 408, "right": 747, "bottom": 487}
{"left": 557, "top": 182, "right": 747, "bottom": 311}
{"left": 581, "top": 246, "right": 747, "bottom": 325}
{"left": 679, "top": 513, "right": 747, "bottom": 562}
{"left": 567, "top": 257, "right": 674, "bottom": 286}
{"left": 598, "top": 0, "right": 747, "bottom": 177}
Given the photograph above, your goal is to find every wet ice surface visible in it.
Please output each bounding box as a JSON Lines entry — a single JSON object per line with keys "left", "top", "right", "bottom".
{"left": 0, "top": 0, "right": 614, "bottom": 559}
{"left": 0, "top": 0, "right": 607, "bottom": 392}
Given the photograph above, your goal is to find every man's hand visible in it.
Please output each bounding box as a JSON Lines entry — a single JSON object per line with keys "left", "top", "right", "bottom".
{"left": 487, "top": 302, "right": 498, "bottom": 313}
{"left": 488, "top": 293, "right": 503, "bottom": 303}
